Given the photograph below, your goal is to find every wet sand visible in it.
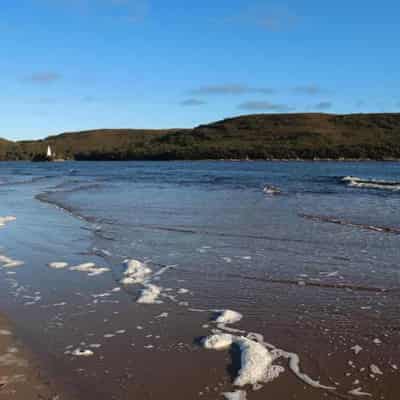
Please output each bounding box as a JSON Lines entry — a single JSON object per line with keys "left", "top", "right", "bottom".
{"left": 0, "top": 313, "right": 64, "bottom": 400}
{"left": 1, "top": 260, "right": 398, "bottom": 400}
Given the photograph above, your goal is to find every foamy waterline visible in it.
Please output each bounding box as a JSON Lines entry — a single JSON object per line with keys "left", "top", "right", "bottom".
{"left": 0, "top": 216, "right": 16, "bottom": 228}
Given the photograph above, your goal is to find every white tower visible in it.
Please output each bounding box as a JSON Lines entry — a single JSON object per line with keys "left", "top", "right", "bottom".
{"left": 47, "top": 145, "right": 52, "bottom": 158}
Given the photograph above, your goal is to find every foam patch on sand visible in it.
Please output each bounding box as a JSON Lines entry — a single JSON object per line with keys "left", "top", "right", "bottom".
{"left": 348, "top": 387, "right": 372, "bottom": 397}
{"left": 351, "top": 345, "right": 363, "bottom": 355}
{"left": 203, "top": 334, "right": 283, "bottom": 387}
{"left": 202, "top": 334, "right": 233, "bottom": 350}
{"left": 121, "top": 259, "right": 170, "bottom": 304}
{"left": 282, "top": 348, "right": 335, "bottom": 390}
{"left": 121, "top": 259, "right": 152, "bottom": 285}
{"left": 370, "top": 364, "right": 383, "bottom": 375}
{"left": 234, "top": 337, "right": 275, "bottom": 386}
{"left": 223, "top": 390, "right": 247, "bottom": 400}
{"left": 0, "top": 254, "right": 24, "bottom": 268}
{"left": 0, "top": 216, "right": 16, "bottom": 228}
{"left": 48, "top": 262, "right": 69, "bottom": 269}
{"left": 137, "top": 284, "right": 162, "bottom": 304}
{"left": 71, "top": 348, "right": 94, "bottom": 357}
{"left": 201, "top": 309, "right": 336, "bottom": 396}
{"left": 214, "top": 310, "right": 243, "bottom": 325}
{"left": 69, "top": 262, "right": 110, "bottom": 276}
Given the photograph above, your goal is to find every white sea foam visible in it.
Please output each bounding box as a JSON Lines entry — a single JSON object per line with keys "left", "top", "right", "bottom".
{"left": 202, "top": 334, "right": 283, "bottom": 387}
{"left": 342, "top": 176, "right": 400, "bottom": 191}
{"left": 223, "top": 390, "right": 247, "bottom": 400}
{"left": 137, "top": 284, "right": 163, "bottom": 304}
{"left": 0, "top": 216, "right": 16, "bottom": 228}
{"left": 348, "top": 387, "right": 372, "bottom": 397}
{"left": 0, "top": 329, "right": 12, "bottom": 336}
{"left": 202, "top": 334, "right": 233, "bottom": 350}
{"left": 121, "top": 259, "right": 152, "bottom": 285}
{"left": 0, "top": 254, "right": 24, "bottom": 268}
{"left": 121, "top": 259, "right": 168, "bottom": 304}
{"left": 70, "top": 263, "right": 110, "bottom": 276}
{"left": 53, "top": 302, "right": 67, "bottom": 307}
{"left": 214, "top": 310, "right": 243, "bottom": 325}
{"left": 72, "top": 348, "right": 94, "bottom": 357}
{"left": 178, "top": 288, "right": 189, "bottom": 294}
{"left": 263, "top": 185, "right": 281, "bottom": 195}
{"left": 285, "top": 350, "right": 335, "bottom": 390}
{"left": 92, "top": 292, "right": 111, "bottom": 298}
{"left": 48, "top": 262, "right": 69, "bottom": 269}
{"left": 233, "top": 337, "right": 275, "bottom": 387}
{"left": 202, "top": 310, "right": 336, "bottom": 393}
{"left": 351, "top": 345, "right": 363, "bottom": 355}
{"left": 370, "top": 364, "right": 383, "bottom": 375}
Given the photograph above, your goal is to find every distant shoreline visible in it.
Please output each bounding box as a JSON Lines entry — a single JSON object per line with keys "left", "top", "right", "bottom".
{"left": 2, "top": 113, "right": 400, "bottom": 162}
{"left": 24, "top": 158, "right": 400, "bottom": 162}
{"left": 1, "top": 158, "right": 400, "bottom": 163}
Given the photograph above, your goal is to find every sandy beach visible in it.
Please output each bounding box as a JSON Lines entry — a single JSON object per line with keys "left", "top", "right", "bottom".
{"left": 0, "top": 161, "right": 399, "bottom": 400}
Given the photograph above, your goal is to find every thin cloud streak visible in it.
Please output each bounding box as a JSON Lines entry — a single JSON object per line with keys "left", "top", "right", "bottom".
{"left": 292, "top": 84, "right": 325, "bottom": 95}
{"left": 24, "top": 72, "right": 62, "bottom": 84}
{"left": 190, "top": 84, "right": 275, "bottom": 96}
{"left": 238, "top": 100, "right": 294, "bottom": 112}
{"left": 180, "top": 98, "right": 207, "bottom": 106}
{"left": 314, "top": 101, "right": 333, "bottom": 110}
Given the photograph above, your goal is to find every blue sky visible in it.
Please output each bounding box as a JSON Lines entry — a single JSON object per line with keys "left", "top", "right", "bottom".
{"left": 1, "top": 0, "right": 399, "bottom": 140}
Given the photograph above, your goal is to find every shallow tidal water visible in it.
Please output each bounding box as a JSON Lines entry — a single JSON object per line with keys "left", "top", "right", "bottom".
{"left": 0, "top": 161, "right": 399, "bottom": 400}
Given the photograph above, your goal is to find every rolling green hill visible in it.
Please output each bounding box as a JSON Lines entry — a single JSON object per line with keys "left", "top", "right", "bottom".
{"left": 2, "top": 113, "right": 400, "bottom": 161}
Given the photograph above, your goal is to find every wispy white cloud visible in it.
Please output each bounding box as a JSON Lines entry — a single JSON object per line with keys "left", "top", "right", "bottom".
{"left": 180, "top": 98, "right": 207, "bottom": 106}
{"left": 24, "top": 72, "right": 62, "bottom": 84}
{"left": 292, "top": 84, "right": 326, "bottom": 95}
{"left": 314, "top": 101, "right": 332, "bottom": 110}
{"left": 190, "top": 84, "right": 276, "bottom": 96}
{"left": 238, "top": 100, "right": 294, "bottom": 112}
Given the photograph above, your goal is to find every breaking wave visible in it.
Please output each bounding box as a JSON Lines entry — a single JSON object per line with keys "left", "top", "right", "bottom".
{"left": 341, "top": 176, "right": 400, "bottom": 191}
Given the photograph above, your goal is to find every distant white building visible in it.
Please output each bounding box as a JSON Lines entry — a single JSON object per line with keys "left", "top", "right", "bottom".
{"left": 47, "top": 145, "right": 53, "bottom": 158}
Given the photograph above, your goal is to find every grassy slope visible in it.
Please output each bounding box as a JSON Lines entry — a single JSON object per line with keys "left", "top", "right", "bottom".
{"left": 1, "top": 113, "right": 400, "bottom": 160}
{"left": 0, "top": 137, "right": 16, "bottom": 159}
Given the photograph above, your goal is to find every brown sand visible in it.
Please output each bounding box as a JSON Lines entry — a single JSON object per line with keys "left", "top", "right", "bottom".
{"left": 0, "top": 313, "right": 63, "bottom": 400}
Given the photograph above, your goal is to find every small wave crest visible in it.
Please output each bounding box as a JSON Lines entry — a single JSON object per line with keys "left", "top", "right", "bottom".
{"left": 341, "top": 176, "right": 400, "bottom": 191}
